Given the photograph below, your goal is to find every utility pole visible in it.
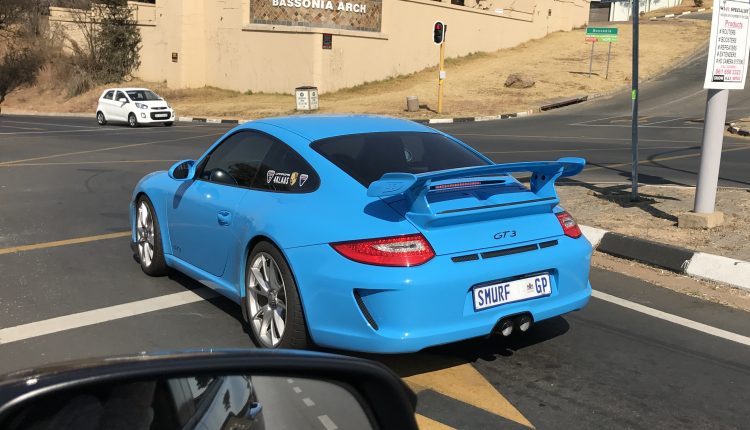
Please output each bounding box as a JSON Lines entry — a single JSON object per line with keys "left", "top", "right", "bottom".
{"left": 680, "top": 1, "right": 750, "bottom": 228}
{"left": 630, "top": 0, "right": 639, "bottom": 201}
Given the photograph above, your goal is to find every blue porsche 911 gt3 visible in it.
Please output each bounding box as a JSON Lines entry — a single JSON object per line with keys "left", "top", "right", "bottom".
{"left": 130, "top": 115, "right": 592, "bottom": 353}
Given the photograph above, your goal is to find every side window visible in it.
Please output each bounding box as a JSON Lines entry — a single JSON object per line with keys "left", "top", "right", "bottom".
{"left": 103, "top": 90, "right": 114, "bottom": 100}
{"left": 253, "top": 142, "right": 319, "bottom": 193}
{"left": 198, "top": 131, "right": 274, "bottom": 187}
{"left": 115, "top": 91, "right": 127, "bottom": 102}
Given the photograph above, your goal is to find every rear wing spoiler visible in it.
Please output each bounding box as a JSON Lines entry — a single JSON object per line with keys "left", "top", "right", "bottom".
{"left": 367, "top": 157, "right": 585, "bottom": 215}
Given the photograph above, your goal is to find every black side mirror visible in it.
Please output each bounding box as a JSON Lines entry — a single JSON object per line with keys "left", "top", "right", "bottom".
{"left": 0, "top": 350, "right": 417, "bottom": 430}
{"left": 168, "top": 160, "right": 196, "bottom": 181}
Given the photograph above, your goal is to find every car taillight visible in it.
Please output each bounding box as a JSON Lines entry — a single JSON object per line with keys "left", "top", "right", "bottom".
{"left": 556, "top": 211, "right": 582, "bottom": 238}
{"left": 331, "top": 234, "right": 435, "bottom": 267}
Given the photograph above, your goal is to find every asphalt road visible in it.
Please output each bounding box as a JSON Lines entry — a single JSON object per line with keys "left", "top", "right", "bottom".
{"left": 438, "top": 48, "right": 750, "bottom": 189}
{"left": 1, "top": 48, "right": 749, "bottom": 429}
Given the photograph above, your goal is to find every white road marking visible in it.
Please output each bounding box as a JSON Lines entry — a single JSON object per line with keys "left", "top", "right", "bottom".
{"left": 0, "top": 119, "right": 98, "bottom": 129}
{"left": 0, "top": 289, "right": 216, "bottom": 345}
{"left": 318, "top": 415, "right": 339, "bottom": 430}
{"left": 640, "top": 116, "right": 692, "bottom": 126}
{"left": 293, "top": 386, "right": 302, "bottom": 394}
{"left": 0, "top": 132, "right": 223, "bottom": 166}
{"left": 303, "top": 397, "right": 315, "bottom": 407}
{"left": 571, "top": 124, "right": 703, "bottom": 130}
{"left": 287, "top": 378, "right": 294, "bottom": 384}
{"left": 0, "top": 125, "right": 45, "bottom": 131}
{"left": 452, "top": 133, "right": 700, "bottom": 144}
{"left": 483, "top": 145, "right": 700, "bottom": 155}
{"left": 0, "top": 123, "right": 222, "bottom": 136}
{"left": 592, "top": 290, "right": 750, "bottom": 347}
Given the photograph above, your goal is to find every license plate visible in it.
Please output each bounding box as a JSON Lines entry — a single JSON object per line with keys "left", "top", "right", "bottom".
{"left": 155, "top": 113, "right": 169, "bottom": 118}
{"left": 473, "top": 273, "right": 551, "bottom": 311}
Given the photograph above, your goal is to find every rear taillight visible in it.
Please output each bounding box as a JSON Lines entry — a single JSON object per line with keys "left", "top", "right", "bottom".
{"left": 331, "top": 234, "right": 435, "bottom": 267}
{"left": 556, "top": 211, "right": 582, "bottom": 238}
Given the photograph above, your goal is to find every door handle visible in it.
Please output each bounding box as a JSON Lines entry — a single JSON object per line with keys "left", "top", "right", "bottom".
{"left": 217, "top": 210, "right": 232, "bottom": 226}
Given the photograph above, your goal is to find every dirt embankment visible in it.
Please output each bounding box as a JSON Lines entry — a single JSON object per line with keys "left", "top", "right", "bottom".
{"left": 4, "top": 19, "right": 711, "bottom": 120}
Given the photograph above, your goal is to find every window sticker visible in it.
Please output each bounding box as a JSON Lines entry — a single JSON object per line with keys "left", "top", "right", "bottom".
{"left": 266, "top": 170, "right": 276, "bottom": 183}
{"left": 299, "top": 174, "right": 309, "bottom": 187}
{"left": 290, "top": 172, "right": 299, "bottom": 186}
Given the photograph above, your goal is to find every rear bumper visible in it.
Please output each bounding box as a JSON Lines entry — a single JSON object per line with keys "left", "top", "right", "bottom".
{"left": 285, "top": 236, "right": 592, "bottom": 354}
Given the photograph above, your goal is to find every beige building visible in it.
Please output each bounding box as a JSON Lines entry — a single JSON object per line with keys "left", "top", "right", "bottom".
{"left": 52, "top": 0, "right": 590, "bottom": 94}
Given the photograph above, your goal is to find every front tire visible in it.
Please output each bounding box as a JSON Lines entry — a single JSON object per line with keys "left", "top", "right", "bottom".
{"left": 128, "top": 113, "right": 139, "bottom": 128}
{"left": 135, "top": 196, "right": 168, "bottom": 276}
{"left": 96, "top": 111, "right": 107, "bottom": 125}
{"left": 244, "top": 242, "right": 309, "bottom": 349}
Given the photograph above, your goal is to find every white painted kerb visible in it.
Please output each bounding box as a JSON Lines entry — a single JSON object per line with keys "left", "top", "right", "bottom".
{"left": 686, "top": 252, "right": 750, "bottom": 291}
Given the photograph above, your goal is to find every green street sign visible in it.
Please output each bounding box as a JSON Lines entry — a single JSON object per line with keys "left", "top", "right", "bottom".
{"left": 585, "top": 27, "right": 618, "bottom": 42}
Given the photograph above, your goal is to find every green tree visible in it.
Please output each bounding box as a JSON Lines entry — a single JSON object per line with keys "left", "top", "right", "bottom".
{"left": 0, "top": 0, "right": 48, "bottom": 114}
{"left": 67, "top": 0, "right": 141, "bottom": 94}
{"left": 0, "top": 47, "right": 45, "bottom": 113}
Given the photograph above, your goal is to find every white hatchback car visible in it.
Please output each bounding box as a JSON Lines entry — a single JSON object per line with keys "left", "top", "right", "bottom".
{"left": 96, "top": 88, "right": 175, "bottom": 127}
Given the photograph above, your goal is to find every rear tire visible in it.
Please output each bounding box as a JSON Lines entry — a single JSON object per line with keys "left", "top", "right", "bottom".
{"left": 128, "top": 113, "right": 139, "bottom": 128}
{"left": 96, "top": 111, "right": 107, "bottom": 125}
{"left": 244, "top": 242, "right": 309, "bottom": 349}
{"left": 135, "top": 196, "right": 168, "bottom": 276}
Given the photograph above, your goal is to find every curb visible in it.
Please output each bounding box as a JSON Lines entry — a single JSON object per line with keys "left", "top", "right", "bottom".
{"left": 580, "top": 225, "right": 750, "bottom": 291}
{"left": 727, "top": 123, "right": 750, "bottom": 136}
{"left": 649, "top": 7, "right": 710, "bottom": 20}
{"left": 178, "top": 116, "right": 244, "bottom": 125}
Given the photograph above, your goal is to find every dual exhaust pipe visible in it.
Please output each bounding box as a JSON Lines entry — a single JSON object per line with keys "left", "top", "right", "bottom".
{"left": 494, "top": 314, "right": 533, "bottom": 337}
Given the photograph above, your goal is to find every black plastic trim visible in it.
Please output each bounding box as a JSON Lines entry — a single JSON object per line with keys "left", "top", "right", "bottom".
{"left": 539, "top": 240, "right": 559, "bottom": 249}
{"left": 451, "top": 254, "right": 479, "bottom": 263}
{"left": 481, "top": 244, "right": 539, "bottom": 259}
{"left": 438, "top": 197, "right": 556, "bottom": 215}
{"left": 354, "top": 290, "right": 379, "bottom": 331}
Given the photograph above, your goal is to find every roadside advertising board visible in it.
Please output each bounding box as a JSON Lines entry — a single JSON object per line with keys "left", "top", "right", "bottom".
{"left": 704, "top": 0, "right": 750, "bottom": 89}
{"left": 585, "top": 27, "right": 619, "bottom": 43}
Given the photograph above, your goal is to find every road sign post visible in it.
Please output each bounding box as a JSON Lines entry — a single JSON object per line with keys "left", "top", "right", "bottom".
{"left": 631, "top": 5, "right": 639, "bottom": 201}
{"left": 689, "top": 0, "right": 750, "bottom": 225}
{"left": 434, "top": 21, "right": 447, "bottom": 114}
{"left": 585, "top": 28, "right": 618, "bottom": 79}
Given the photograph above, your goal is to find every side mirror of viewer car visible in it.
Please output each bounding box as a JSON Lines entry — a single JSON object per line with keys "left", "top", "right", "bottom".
{"left": 168, "top": 159, "right": 196, "bottom": 181}
{"left": 0, "top": 350, "right": 418, "bottom": 430}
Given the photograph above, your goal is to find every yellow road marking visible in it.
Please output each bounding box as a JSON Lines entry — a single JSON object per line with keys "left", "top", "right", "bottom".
{"left": 0, "top": 132, "right": 222, "bottom": 166}
{"left": 0, "top": 159, "right": 178, "bottom": 167}
{"left": 403, "top": 362, "right": 535, "bottom": 429}
{"left": 416, "top": 414, "right": 456, "bottom": 430}
{"left": 585, "top": 145, "right": 750, "bottom": 172}
{"left": 0, "top": 231, "right": 131, "bottom": 255}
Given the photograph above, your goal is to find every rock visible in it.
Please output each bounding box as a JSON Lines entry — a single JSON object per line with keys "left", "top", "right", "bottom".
{"left": 504, "top": 73, "right": 535, "bottom": 89}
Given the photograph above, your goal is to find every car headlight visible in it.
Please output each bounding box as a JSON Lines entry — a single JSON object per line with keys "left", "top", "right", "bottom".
{"left": 135, "top": 103, "right": 148, "bottom": 110}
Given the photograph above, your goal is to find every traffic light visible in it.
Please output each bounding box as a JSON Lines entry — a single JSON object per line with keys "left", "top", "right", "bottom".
{"left": 433, "top": 21, "right": 446, "bottom": 45}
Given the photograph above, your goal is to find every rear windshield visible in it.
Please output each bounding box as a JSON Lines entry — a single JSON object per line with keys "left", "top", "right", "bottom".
{"left": 311, "top": 132, "right": 489, "bottom": 187}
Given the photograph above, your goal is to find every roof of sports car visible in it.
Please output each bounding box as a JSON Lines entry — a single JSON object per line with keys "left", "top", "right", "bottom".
{"left": 252, "top": 115, "right": 434, "bottom": 141}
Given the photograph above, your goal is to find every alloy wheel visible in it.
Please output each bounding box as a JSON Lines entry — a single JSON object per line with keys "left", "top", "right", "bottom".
{"left": 247, "top": 252, "right": 288, "bottom": 348}
{"left": 136, "top": 202, "right": 155, "bottom": 268}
